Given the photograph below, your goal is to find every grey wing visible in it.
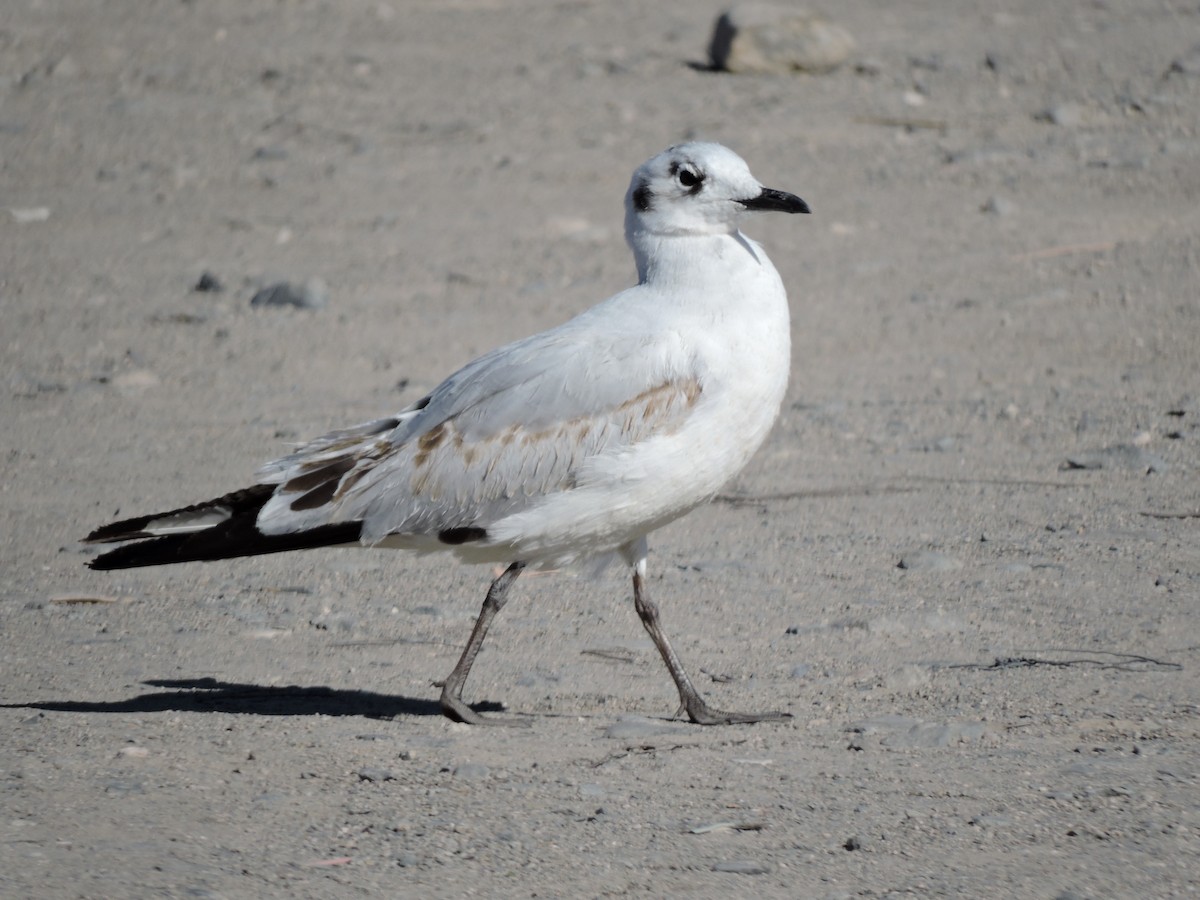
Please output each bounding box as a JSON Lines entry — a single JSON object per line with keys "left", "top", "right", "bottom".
{"left": 253, "top": 316, "right": 701, "bottom": 544}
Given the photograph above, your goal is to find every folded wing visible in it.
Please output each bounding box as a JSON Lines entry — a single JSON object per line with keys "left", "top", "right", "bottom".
{"left": 255, "top": 310, "right": 702, "bottom": 546}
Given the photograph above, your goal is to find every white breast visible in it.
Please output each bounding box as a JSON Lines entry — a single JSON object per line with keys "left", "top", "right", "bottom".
{"left": 482, "top": 229, "right": 791, "bottom": 568}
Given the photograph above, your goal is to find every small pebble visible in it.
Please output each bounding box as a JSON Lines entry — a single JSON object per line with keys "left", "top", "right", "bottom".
{"left": 244, "top": 628, "right": 289, "bottom": 639}
{"left": 310, "top": 612, "right": 356, "bottom": 632}
{"left": 981, "top": 195, "right": 1016, "bottom": 216}
{"left": 9, "top": 207, "right": 51, "bottom": 223}
{"left": 111, "top": 369, "right": 160, "bottom": 393}
{"left": 193, "top": 271, "right": 223, "bottom": 293}
{"left": 250, "top": 278, "right": 329, "bottom": 310}
{"left": 1166, "top": 43, "right": 1200, "bottom": 78}
{"left": 253, "top": 145, "right": 289, "bottom": 161}
{"left": 49, "top": 55, "right": 80, "bottom": 78}
{"left": 1039, "top": 103, "right": 1084, "bottom": 127}
{"left": 103, "top": 779, "right": 145, "bottom": 795}
{"left": 356, "top": 767, "right": 395, "bottom": 782}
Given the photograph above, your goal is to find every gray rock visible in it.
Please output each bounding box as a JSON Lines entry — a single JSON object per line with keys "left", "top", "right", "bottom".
{"left": 193, "top": 271, "right": 223, "bottom": 293}
{"left": 1038, "top": 103, "right": 1085, "bottom": 127}
{"left": 250, "top": 277, "right": 329, "bottom": 310}
{"left": 981, "top": 195, "right": 1016, "bottom": 216}
{"left": 1166, "top": 43, "right": 1200, "bottom": 78}
{"left": 709, "top": 5, "right": 855, "bottom": 74}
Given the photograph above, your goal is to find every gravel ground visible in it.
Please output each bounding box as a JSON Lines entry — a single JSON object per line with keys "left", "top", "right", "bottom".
{"left": 3, "top": 1, "right": 1198, "bottom": 897}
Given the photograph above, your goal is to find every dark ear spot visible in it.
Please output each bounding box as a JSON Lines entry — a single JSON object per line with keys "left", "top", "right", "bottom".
{"left": 632, "top": 180, "right": 653, "bottom": 212}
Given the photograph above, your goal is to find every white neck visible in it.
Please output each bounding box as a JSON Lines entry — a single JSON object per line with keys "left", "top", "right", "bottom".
{"left": 627, "top": 229, "right": 767, "bottom": 289}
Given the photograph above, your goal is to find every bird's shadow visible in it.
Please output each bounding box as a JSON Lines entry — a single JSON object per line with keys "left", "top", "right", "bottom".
{"left": 2, "top": 677, "right": 504, "bottom": 720}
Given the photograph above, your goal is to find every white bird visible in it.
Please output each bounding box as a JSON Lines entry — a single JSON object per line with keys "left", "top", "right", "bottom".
{"left": 85, "top": 142, "right": 810, "bottom": 726}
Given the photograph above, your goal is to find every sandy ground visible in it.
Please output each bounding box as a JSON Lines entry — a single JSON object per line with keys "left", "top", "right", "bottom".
{"left": 3, "top": 1, "right": 1199, "bottom": 897}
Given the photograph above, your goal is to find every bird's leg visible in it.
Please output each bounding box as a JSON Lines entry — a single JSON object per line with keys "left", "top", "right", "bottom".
{"left": 628, "top": 551, "right": 790, "bottom": 726}
{"left": 439, "top": 561, "right": 528, "bottom": 726}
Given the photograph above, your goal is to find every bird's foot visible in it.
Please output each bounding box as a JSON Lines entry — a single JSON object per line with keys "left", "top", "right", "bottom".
{"left": 439, "top": 691, "right": 531, "bottom": 727}
{"left": 680, "top": 695, "right": 791, "bottom": 726}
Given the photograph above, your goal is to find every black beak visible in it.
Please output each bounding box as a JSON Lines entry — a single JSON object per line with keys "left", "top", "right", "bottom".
{"left": 738, "top": 188, "right": 810, "bottom": 215}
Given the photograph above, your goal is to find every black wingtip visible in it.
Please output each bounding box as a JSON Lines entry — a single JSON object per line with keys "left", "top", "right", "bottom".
{"left": 82, "top": 485, "right": 278, "bottom": 545}
{"left": 84, "top": 483, "right": 366, "bottom": 569}
{"left": 87, "top": 534, "right": 214, "bottom": 570}
{"left": 84, "top": 507, "right": 169, "bottom": 543}
{"left": 85, "top": 521, "right": 365, "bottom": 570}
{"left": 84, "top": 521, "right": 156, "bottom": 544}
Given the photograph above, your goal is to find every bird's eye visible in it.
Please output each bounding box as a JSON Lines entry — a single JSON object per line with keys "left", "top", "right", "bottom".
{"left": 678, "top": 168, "right": 701, "bottom": 188}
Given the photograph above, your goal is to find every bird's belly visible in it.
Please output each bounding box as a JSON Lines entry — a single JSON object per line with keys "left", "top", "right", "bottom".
{"left": 480, "top": 378, "right": 785, "bottom": 568}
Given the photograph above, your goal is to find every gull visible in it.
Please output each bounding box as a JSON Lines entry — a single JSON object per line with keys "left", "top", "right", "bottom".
{"left": 84, "top": 142, "right": 810, "bottom": 726}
